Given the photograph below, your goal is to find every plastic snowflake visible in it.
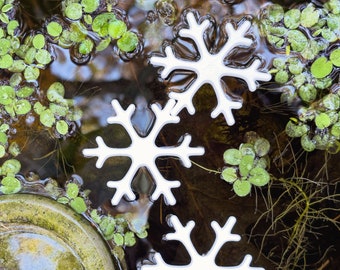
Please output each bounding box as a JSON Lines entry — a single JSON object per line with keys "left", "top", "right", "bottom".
{"left": 150, "top": 12, "right": 271, "bottom": 125}
{"left": 82, "top": 99, "right": 204, "bottom": 206}
{"left": 140, "top": 215, "right": 264, "bottom": 269}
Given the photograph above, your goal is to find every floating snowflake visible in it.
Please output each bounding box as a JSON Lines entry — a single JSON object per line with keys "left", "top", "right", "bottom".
{"left": 140, "top": 215, "right": 264, "bottom": 269}
{"left": 150, "top": 12, "right": 271, "bottom": 125}
{"left": 82, "top": 99, "right": 204, "bottom": 206}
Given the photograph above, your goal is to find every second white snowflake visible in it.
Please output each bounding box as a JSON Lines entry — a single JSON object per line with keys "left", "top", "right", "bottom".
{"left": 150, "top": 11, "right": 271, "bottom": 125}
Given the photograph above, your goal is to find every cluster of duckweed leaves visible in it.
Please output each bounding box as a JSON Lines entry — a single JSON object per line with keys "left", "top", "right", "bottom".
{"left": 0, "top": 0, "right": 52, "bottom": 81}
{"left": 221, "top": 132, "right": 271, "bottom": 197}
{"left": 45, "top": 0, "right": 140, "bottom": 60}
{"left": 285, "top": 87, "right": 340, "bottom": 153}
{"left": 259, "top": 0, "right": 339, "bottom": 60}
{"left": 55, "top": 181, "right": 148, "bottom": 248}
{"left": 90, "top": 209, "right": 148, "bottom": 247}
{"left": 0, "top": 158, "right": 21, "bottom": 194}
{"left": 0, "top": 0, "right": 141, "bottom": 191}
{"left": 263, "top": 0, "right": 340, "bottom": 154}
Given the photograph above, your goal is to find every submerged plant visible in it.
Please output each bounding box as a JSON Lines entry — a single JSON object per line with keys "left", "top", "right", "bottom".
{"left": 249, "top": 139, "right": 340, "bottom": 269}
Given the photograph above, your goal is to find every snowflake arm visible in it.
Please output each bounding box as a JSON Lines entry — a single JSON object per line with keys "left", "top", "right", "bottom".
{"left": 140, "top": 215, "right": 265, "bottom": 269}
{"left": 178, "top": 12, "right": 211, "bottom": 57}
{"left": 218, "top": 20, "right": 253, "bottom": 57}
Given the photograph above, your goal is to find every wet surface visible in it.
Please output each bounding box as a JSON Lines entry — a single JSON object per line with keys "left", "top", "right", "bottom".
{"left": 1, "top": 0, "right": 339, "bottom": 269}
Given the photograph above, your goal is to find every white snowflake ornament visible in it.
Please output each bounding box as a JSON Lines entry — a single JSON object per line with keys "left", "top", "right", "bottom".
{"left": 82, "top": 99, "right": 204, "bottom": 206}
{"left": 140, "top": 215, "right": 264, "bottom": 270}
{"left": 150, "top": 12, "right": 271, "bottom": 125}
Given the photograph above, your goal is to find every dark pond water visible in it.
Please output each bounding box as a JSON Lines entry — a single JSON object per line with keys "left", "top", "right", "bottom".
{"left": 1, "top": 0, "right": 339, "bottom": 269}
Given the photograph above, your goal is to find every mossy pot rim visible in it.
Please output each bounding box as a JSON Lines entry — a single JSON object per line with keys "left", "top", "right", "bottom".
{"left": 0, "top": 193, "right": 122, "bottom": 270}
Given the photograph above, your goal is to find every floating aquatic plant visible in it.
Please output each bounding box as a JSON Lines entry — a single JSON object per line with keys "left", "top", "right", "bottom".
{"left": 259, "top": 1, "right": 339, "bottom": 60}
{"left": 57, "top": 0, "right": 140, "bottom": 55}
{"left": 221, "top": 132, "right": 271, "bottom": 197}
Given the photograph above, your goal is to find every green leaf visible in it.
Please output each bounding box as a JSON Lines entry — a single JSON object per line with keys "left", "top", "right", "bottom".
{"left": 65, "top": 3, "right": 83, "bottom": 21}
{"left": 301, "top": 40, "right": 320, "bottom": 60}
{"left": 325, "top": 0, "right": 340, "bottom": 14}
{"left": 47, "top": 21, "right": 63, "bottom": 37}
{"left": 99, "top": 216, "right": 116, "bottom": 238}
{"left": 96, "top": 37, "right": 111, "bottom": 52}
{"left": 0, "top": 131, "right": 7, "bottom": 144}
{"left": 66, "top": 183, "right": 79, "bottom": 199}
{"left": 254, "top": 138, "right": 270, "bottom": 157}
{"left": 24, "top": 47, "right": 36, "bottom": 64}
{"left": 298, "top": 84, "right": 317, "bottom": 103}
{"left": 274, "top": 70, "right": 289, "bottom": 84}
{"left": 330, "top": 48, "right": 340, "bottom": 67}
{"left": 32, "top": 34, "right": 46, "bottom": 49}
{"left": 35, "top": 49, "right": 52, "bottom": 65}
{"left": 6, "top": 19, "right": 19, "bottom": 36}
{"left": 48, "top": 82, "right": 65, "bottom": 97}
{"left": 285, "top": 121, "right": 309, "bottom": 138}
{"left": 0, "top": 145, "right": 5, "bottom": 158}
{"left": 287, "top": 30, "right": 308, "bottom": 52}
{"left": 0, "top": 13, "right": 9, "bottom": 24}
{"left": 24, "top": 66, "right": 40, "bottom": 81}
{"left": 8, "top": 142, "right": 20, "bottom": 156}
{"left": 0, "top": 54, "right": 13, "bottom": 69}
{"left": 124, "top": 231, "right": 136, "bottom": 247}
{"left": 321, "top": 28, "right": 337, "bottom": 42}
{"left": 239, "top": 155, "right": 254, "bottom": 177}
{"left": 113, "top": 233, "right": 124, "bottom": 246}
{"left": 8, "top": 60, "right": 26, "bottom": 73}
{"left": 16, "top": 86, "right": 34, "bottom": 98}
{"left": 331, "top": 122, "right": 340, "bottom": 139}
{"left": 248, "top": 167, "right": 270, "bottom": 187}
{"left": 9, "top": 73, "right": 22, "bottom": 87}
{"left": 322, "top": 94, "right": 340, "bottom": 110}
{"left": 267, "top": 4, "right": 284, "bottom": 23}
{"left": 223, "top": 148, "right": 242, "bottom": 165}
{"left": 311, "top": 56, "right": 333, "bottom": 79}
{"left": 315, "top": 113, "right": 331, "bottom": 129}
{"left": 33, "top": 101, "right": 46, "bottom": 115}
{"left": 300, "top": 4, "right": 319, "bottom": 27}
{"left": 233, "top": 180, "right": 251, "bottom": 197}
{"left": 284, "top": 9, "right": 300, "bottom": 29}
{"left": 57, "top": 196, "right": 70, "bottom": 204}
{"left": 108, "top": 20, "right": 127, "bottom": 39}
{"left": 0, "top": 38, "right": 11, "bottom": 56}
{"left": 1, "top": 3, "right": 13, "bottom": 12}
{"left": 221, "top": 167, "right": 238, "bottom": 183}
{"left": 39, "top": 108, "right": 55, "bottom": 127}
{"left": 0, "top": 85, "right": 15, "bottom": 105}
{"left": 14, "top": 99, "right": 31, "bottom": 115}
{"left": 301, "top": 134, "right": 316, "bottom": 152}
{"left": 117, "top": 31, "right": 138, "bottom": 52}
{"left": 0, "top": 176, "right": 21, "bottom": 194}
{"left": 56, "top": 120, "right": 69, "bottom": 135}
{"left": 92, "top": 13, "right": 116, "bottom": 37}
{"left": 79, "top": 38, "right": 94, "bottom": 54}
{"left": 70, "top": 197, "right": 87, "bottom": 213}
{"left": 81, "top": 0, "right": 99, "bottom": 13}
{"left": 239, "top": 143, "right": 255, "bottom": 157}
{"left": 1, "top": 159, "right": 21, "bottom": 175}
{"left": 90, "top": 209, "right": 101, "bottom": 224}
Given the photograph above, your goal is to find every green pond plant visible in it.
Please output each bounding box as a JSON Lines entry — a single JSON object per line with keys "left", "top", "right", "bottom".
{"left": 0, "top": 0, "right": 339, "bottom": 269}
{"left": 263, "top": 0, "right": 340, "bottom": 154}
{"left": 221, "top": 132, "right": 271, "bottom": 197}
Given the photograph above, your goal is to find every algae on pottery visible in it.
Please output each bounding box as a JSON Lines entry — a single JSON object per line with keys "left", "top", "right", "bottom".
{"left": 0, "top": 194, "right": 120, "bottom": 270}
